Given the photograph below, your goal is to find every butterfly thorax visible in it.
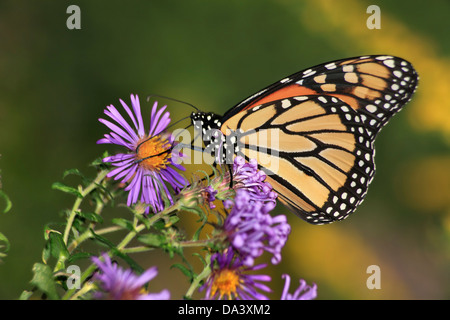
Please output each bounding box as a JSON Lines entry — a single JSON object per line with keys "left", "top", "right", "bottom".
{"left": 191, "top": 111, "right": 222, "bottom": 132}
{"left": 191, "top": 111, "right": 239, "bottom": 165}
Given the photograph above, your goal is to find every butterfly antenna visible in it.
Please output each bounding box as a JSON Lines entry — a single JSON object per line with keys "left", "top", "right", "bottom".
{"left": 146, "top": 94, "right": 199, "bottom": 111}
{"left": 166, "top": 115, "right": 192, "bottom": 131}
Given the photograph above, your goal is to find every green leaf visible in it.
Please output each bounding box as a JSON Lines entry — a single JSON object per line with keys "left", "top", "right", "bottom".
{"left": 30, "top": 263, "right": 59, "bottom": 300}
{"left": 181, "top": 206, "right": 204, "bottom": 216}
{"left": 0, "top": 232, "right": 10, "bottom": 261}
{"left": 62, "top": 168, "right": 84, "bottom": 179}
{"left": 42, "top": 227, "right": 69, "bottom": 267}
{"left": 192, "top": 253, "right": 207, "bottom": 267}
{"left": 116, "top": 252, "right": 144, "bottom": 274}
{"left": 0, "top": 232, "right": 10, "bottom": 253}
{"left": 91, "top": 153, "right": 109, "bottom": 167}
{"left": 67, "top": 252, "right": 93, "bottom": 264}
{"left": 137, "top": 233, "right": 165, "bottom": 247}
{"left": 111, "top": 218, "right": 134, "bottom": 231}
{"left": 19, "top": 290, "right": 33, "bottom": 300}
{"left": 0, "top": 190, "right": 12, "bottom": 214}
{"left": 89, "top": 228, "right": 115, "bottom": 248}
{"left": 152, "top": 215, "right": 180, "bottom": 230}
{"left": 135, "top": 213, "right": 151, "bottom": 229}
{"left": 90, "top": 158, "right": 104, "bottom": 167}
{"left": 77, "top": 211, "right": 104, "bottom": 223}
{"left": 192, "top": 220, "right": 207, "bottom": 242}
{"left": 48, "top": 233, "right": 69, "bottom": 271}
{"left": 168, "top": 215, "right": 180, "bottom": 226}
{"left": 152, "top": 219, "right": 166, "bottom": 230}
{"left": 90, "top": 229, "right": 144, "bottom": 274}
{"left": 151, "top": 215, "right": 180, "bottom": 230}
{"left": 171, "top": 263, "right": 194, "bottom": 279}
{"left": 51, "top": 182, "right": 82, "bottom": 198}
{"left": 42, "top": 242, "right": 51, "bottom": 265}
{"left": 49, "top": 232, "right": 69, "bottom": 260}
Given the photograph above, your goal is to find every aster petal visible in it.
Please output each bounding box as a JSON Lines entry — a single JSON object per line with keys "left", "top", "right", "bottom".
{"left": 142, "top": 174, "right": 158, "bottom": 211}
{"left": 130, "top": 94, "right": 145, "bottom": 137}
{"left": 104, "top": 105, "right": 139, "bottom": 142}
{"left": 132, "top": 266, "right": 159, "bottom": 287}
{"left": 240, "top": 283, "right": 271, "bottom": 298}
{"left": 152, "top": 111, "right": 171, "bottom": 136}
{"left": 114, "top": 163, "right": 138, "bottom": 183}
{"left": 99, "top": 118, "right": 137, "bottom": 147}
{"left": 118, "top": 99, "right": 140, "bottom": 134}
{"left": 125, "top": 169, "right": 142, "bottom": 206}
{"left": 139, "top": 289, "right": 170, "bottom": 300}
{"left": 169, "top": 155, "right": 186, "bottom": 170}
{"left": 98, "top": 133, "right": 128, "bottom": 148}
{"left": 280, "top": 274, "right": 317, "bottom": 300}
{"left": 91, "top": 253, "right": 170, "bottom": 300}
{"left": 107, "top": 162, "right": 134, "bottom": 179}
{"left": 104, "top": 154, "right": 134, "bottom": 166}
{"left": 294, "top": 280, "right": 317, "bottom": 300}
{"left": 153, "top": 172, "right": 173, "bottom": 207}
{"left": 148, "top": 103, "right": 168, "bottom": 136}
{"left": 150, "top": 101, "right": 158, "bottom": 125}
{"left": 159, "top": 167, "right": 185, "bottom": 191}
{"left": 280, "top": 274, "right": 291, "bottom": 300}
{"left": 97, "top": 137, "right": 112, "bottom": 145}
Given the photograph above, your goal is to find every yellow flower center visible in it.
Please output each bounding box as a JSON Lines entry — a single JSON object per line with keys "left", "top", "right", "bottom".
{"left": 136, "top": 135, "right": 171, "bottom": 171}
{"left": 210, "top": 269, "right": 241, "bottom": 299}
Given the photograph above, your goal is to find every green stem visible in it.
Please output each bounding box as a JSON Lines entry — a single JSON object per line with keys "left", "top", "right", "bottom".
{"left": 62, "top": 263, "right": 98, "bottom": 300}
{"left": 185, "top": 263, "right": 211, "bottom": 299}
{"left": 55, "top": 169, "right": 109, "bottom": 273}
{"left": 147, "top": 201, "right": 181, "bottom": 226}
{"left": 63, "top": 169, "right": 109, "bottom": 245}
{"left": 116, "top": 224, "right": 146, "bottom": 250}
{"left": 179, "top": 238, "right": 217, "bottom": 248}
{"left": 67, "top": 225, "right": 123, "bottom": 252}
{"left": 121, "top": 246, "right": 155, "bottom": 254}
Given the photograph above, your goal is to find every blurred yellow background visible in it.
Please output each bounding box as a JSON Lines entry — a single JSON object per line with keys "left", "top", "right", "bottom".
{"left": 0, "top": 0, "right": 449, "bottom": 299}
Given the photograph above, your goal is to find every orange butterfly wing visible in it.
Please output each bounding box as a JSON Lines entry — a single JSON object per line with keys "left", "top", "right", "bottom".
{"left": 217, "top": 55, "right": 418, "bottom": 224}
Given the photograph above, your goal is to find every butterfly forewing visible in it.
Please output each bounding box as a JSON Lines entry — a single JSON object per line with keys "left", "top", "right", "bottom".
{"left": 224, "top": 55, "right": 418, "bottom": 141}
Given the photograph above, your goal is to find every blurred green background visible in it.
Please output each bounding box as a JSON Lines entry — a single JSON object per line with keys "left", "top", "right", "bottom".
{"left": 0, "top": 0, "right": 449, "bottom": 299}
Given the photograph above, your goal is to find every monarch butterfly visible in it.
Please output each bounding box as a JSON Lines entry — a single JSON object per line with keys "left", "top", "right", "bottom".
{"left": 190, "top": 55, "right": 418, "bottom": 224}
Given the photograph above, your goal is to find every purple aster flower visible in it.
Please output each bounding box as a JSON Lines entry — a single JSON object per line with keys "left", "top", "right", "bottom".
{"left": 200, "top": 249, "right": 271, "bottom": 300}
{"left": 97, "top": 94, "right": 186, "bottom": 213}
{"left": 280, "top": 274, "right": 317, "bottom": 300}
{"left": 232, "top": 156, "right": 277, "bottom": 210}
{"left": 203, "top": 185, "right": 218, "bottom": 209}
{"left": 224, "top": 189, "right": 290, "bottom": 266}
{"left": 91, "top": 253, "right": 170, "bottom": 300}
